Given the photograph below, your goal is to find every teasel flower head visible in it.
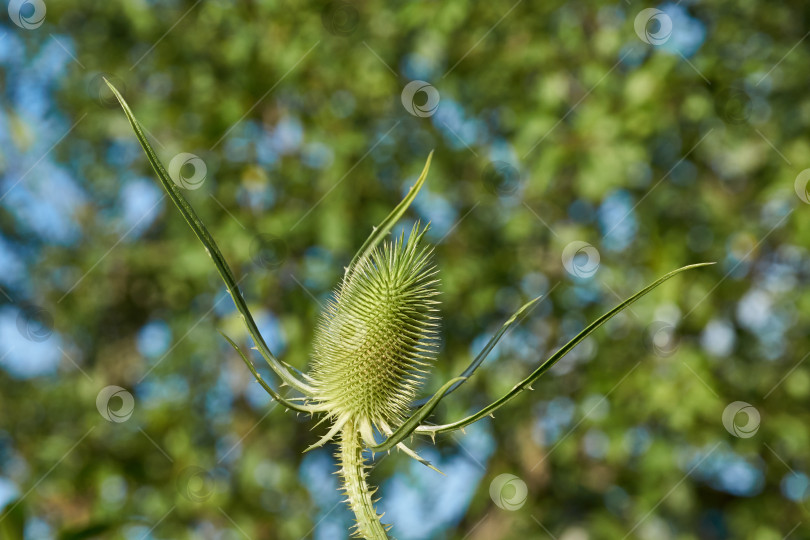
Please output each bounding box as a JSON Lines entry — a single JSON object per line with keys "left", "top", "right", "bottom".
{"left": 309, "top": 223, "right": 440, "bottom": 444}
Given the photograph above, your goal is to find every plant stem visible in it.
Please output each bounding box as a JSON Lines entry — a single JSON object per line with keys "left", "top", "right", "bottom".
{"left": 339, "top": 419, "right": 388, "bottom": 539}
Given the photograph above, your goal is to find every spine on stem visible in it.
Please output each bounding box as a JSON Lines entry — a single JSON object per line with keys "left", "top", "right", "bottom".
{"left": 338, "top": 419, "right": 388, "bottom": 539}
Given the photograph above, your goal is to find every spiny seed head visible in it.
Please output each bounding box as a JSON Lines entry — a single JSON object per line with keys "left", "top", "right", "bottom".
{"left": 310, "top": 223, "right": 439, "bottom": 429}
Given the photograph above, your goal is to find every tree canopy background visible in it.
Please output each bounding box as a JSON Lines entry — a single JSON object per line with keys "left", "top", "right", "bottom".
{"left": 1, "top": 0, "right": 809, "bottom": 538}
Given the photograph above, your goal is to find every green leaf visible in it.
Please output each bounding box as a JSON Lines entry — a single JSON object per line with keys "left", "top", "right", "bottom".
{"left": 415, "top": 263, "right": 715, "bottom": 435}
{"left": 104, "top": 79, "right": 314, "bottom": 396}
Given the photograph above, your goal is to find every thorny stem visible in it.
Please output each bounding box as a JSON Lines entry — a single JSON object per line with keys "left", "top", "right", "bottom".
{"left": 339, "top": 419, "right": 388, "bottom": 539}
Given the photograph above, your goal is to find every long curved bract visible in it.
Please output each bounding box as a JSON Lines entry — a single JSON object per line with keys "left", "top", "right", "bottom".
{"left": 105, "top": 79, "right": 314, "bottom": 396}
{"left": 367, "top": 377, "right": 465, "bottom": 453}
{"left": 368, "top": 262, "right": 713, "bottom": 449}
{"left": 349, "top": 151, "right": 433, "bottom": 272}
{"left": 219, "top": 331, "right": 326, "bottom": 414}
{"left": 414, "top": 263, "right": 714, "bottom": 435}
{"left": 410, "top": 295, "right": 543, "bottom": 408}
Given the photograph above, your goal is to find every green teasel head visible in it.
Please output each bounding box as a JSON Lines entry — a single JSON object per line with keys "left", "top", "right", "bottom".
{"left": 310, "top": 224, "right": 440, "bottom": 439}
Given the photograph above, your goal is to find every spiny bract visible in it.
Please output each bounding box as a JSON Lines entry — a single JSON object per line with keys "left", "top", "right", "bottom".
{"left": 310, "top": 224, "right": 439, "bottom": 439}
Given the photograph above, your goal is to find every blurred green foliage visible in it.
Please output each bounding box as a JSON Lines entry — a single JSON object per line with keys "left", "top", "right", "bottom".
{"left": 1, "top": 0, "right": 810, "bottom": 539}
